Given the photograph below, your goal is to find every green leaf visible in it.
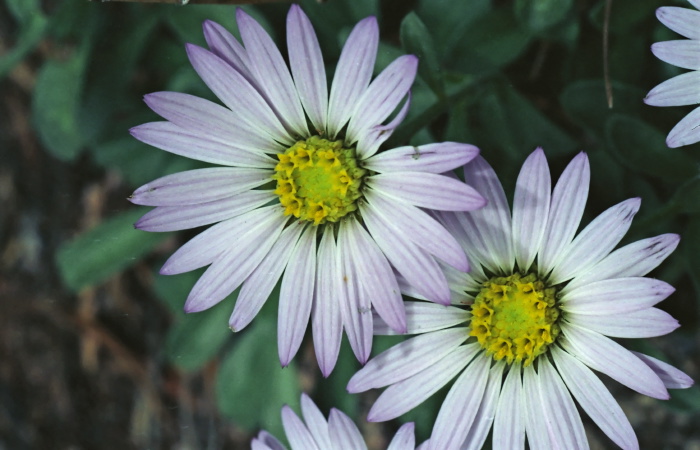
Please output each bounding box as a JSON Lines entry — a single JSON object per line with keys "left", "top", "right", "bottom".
{"left": 605, "top": 115, "right": 698, "bottom": 182}
{"left": 56, "top": 209, "right": 170, "bottom": 292}
{"left": 216, "top": 320, "right": 301, "bottom": 436}
{"left": 589, "top": 0, "right": 659, "bottom": 34}
{"left": 166, "top": 5, "right": 271, "bottom": 47}
{"left": 6, "top": 0, "right": 42, "bottom": 23}
{"left": 514, "top": 0, "right": 573, "bottom": 33}
{"left": 0, "top": 14, "right": 47, "bottom": 80}
{"left": 400, "top": 12, "right": 443, "bottom": 96}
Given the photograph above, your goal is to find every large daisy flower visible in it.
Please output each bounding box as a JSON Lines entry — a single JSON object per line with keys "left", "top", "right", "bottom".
{"left": 252, "top": 393, "right": 415, "bottom": 450}
{"left": 128, "top": 5, "right": 484, "bottom": 375}
{"left": 645, "top": 0, "right": 700, "bottom": 147}
{"left": 347, "top": 148, "right": 693, "bottom": 449}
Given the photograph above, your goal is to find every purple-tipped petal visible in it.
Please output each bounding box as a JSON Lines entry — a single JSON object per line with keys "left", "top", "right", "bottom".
{"left": 365, "top": 142, "right": 480, "bottom": 174}
{"left": 493, "top": 365, "right": 525, "bottom": 450}
{"left": 300, "top": 393, "right": 332, "bottom": 449}
{"left": 539, "top": 152, "right": 590, "bottom": 276}
{"left": 328, "top": 409, "right": 367, "bottom": 450}
{"left": 560, "top": 323, "right": 669, "bottom": 399}
{"left": 312, "top": 228, "right": 343, "bottom": 377}
{"left": 281, "top": 405, "right": 320, "bottom": 450}
{"left": 287, "top": 5, "right": 328, "bottom": 133}
{"left": 644, "top": 71, "right": 700, "bottom": 107}
{"left": 230, "top": 221, "right": 304, "bottom": 332}
{"left": 327, "top": 17, "right": 378, "bottom": 137}
{"left": 252, "top": 431, "right": 286, "bottom": 450}
{"left": 236, "top": 9, "right": 308, "bottom": 137}
{"left": 202, "top": 20, "right": 256, "bottom": 84}
{"left": 512, "top": 147, "right": 551, "bottom": 272}
{"left": 567, "top": 307, "right": 679, "bottom": 338}
{"left": 130, "top": 122, "right": 277, "bottom": 168}
{"left": 560, "top": 277, "right": 675, "bottom": 315}
{"left": 656, "top": 6, "right": 700, "bottom": 40}
{"left": 667, "top": 106, "right": 700, "bottom": 147}
{"left": 632, "top": 352, "right": 694, "bottom": 389}
{"left": 387, "top": 423, "right": 415, "bottom": 450}
{"left": 552, "top": 347, "right": 638, "bottom": 450}
{"left": 278, "top": 226, "right": 317, "bottom": 367}
{"left": 652, "top": 40, "right": 700, "bottom": 70}
{"left": 372, "top": 301, "right": 469, "bottom": 335}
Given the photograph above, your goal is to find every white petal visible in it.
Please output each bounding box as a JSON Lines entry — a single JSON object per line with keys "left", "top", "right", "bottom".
{"left": 652, "top": 39, "right": 700, "bottom": 70}
{"left": 387, "top": 423, "right": 415, "bottom": 450}
{"left": 493, "top": 365, "right": 525, "bottom": 450}
{"left": 281, "top": 406, "right": 320, "bottom": 450}
{"left": 632, "top": 352, "right": 695, "bottom": 389}
{"left": 460, "top": 362, "right": 506, "bottom": 450}
{"left": 522, "top": 365, "right": 551, "bottom": 450}
{"left": 300, "top": 394, "right": 332, "bottom": 449}
{"left": 667, "top": 106, "right": 700, "bottom": 148}
{"left": 644, "top": 71, "right": 700, "bottom": 107}
{"left": 372, "top": 301, "right": 469, "bottom": 335}
{"left": 566, "top": 307, "right": 679, "bottom": 338}
{"left": 365, "top": 142, "right": 480, "bottom": 174}
{"left": 560, "top": 277, "right": 675, "bottom": 315}
{"left": 656, "top": 6, "right": 700, "bottom": 40}
{"left": 328, "top": 409, "right": 367, "bottom": 450}
{"left": 202, "top": 20, "right": 255, "bottom": 84}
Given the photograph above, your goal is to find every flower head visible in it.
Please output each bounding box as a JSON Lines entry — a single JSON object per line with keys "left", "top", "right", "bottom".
{"left": 252, "top": 393, "right": 415, "bottom": 450}
{"left": 645, "top": 0, "right": 700, "bottom": 147}
{"left": 129, "top": 6, "right": 484, "bottom": 375}
{"left": 348, "top": 148, "right": 694, "bottom": 449}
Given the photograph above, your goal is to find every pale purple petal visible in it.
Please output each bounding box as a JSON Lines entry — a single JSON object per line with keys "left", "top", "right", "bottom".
{"left": 135, "top": 190, "right": 274, "bottom": 232}
{"left": 328, "top": 409, "right": 367, "bottom": 450}
{"left": 632, "top": 352, "right": 695, "bottom": 389}
{"left": 536, "top": 357, "right": 588, "bottom": 449}
{"left": 372, "top": 301, "right": 469, "bottom": 335}
{"left": 313, "top": 227, "right": 343, "bottom": 377}
{"left": 652, "top": 40, "right": 700, "bottom": 70}
{"left": 130, "top": 167, "right": 270, "bottom": 206}
{"left": 387, "top": 423, "right": 415, "bottom": 450}
{"left": 287, "top": 5, "right": 328, "bottom": 133}
{"left": 560, "top": 323, "right": 669, "bottom": 399}
{"left": 435, "top": 209, "right": 490, "bottom": 279}
{"left": 512, "top": 147, "right": 551, "bottom": 272}
{"left": 300, "top": 393, "right": 332, "bottom": 449}
{"left": 367, "top": 344, "right": 477, "bottom": 422}
{"left": 344, "top": 216, "right": 406, "bottom": 333}
{"left": 252, "top": 431, "right": 286, "bottom": 450}
{"left": 281, "top": 405, "right": 320, "bottom": 450}
{"left": 184, "top": 210, "right": 287, "bottom": 312}
{"left": 690, "top": 0, "right": 700, "bottom": 11}
{"left": 644, "top": 71, "right": 700, "bottom": 107}
{"left": 161, "top": 206, "right": 280, "bottom": 275}
{"left": 566, "top": 307, "right": 679, "bottom": 338}
{"left": 366, "top": 190, "right": 468, "bottom": 271}
{"left": 428, "top": 353, "right": 490, "bottom": 450}
{"left": 667, "top": 106, "right": 700, "bottom": 147}
{"left": 538, "top": 152, "right": 590, "bottom": 276}
{"left": 186, "top": 44, "right": 292, "bottom": 144}
{"left": 551, "top": 346, "right": 638, "bottom": 450}
{"left": 367, "top": 171, "right": 486, "bottom": 211}
{"left": 355, "top": 94, "right": 411, "bottom": 159}
{"left": 278, "top": 226, "right": 317, "bottom": 366}
{"left": 230, "top": 221, "right": 305, "bottom": 332}
{"left": 143, "top": 92, "right": 282, "bottom": 153}
{"left": 236, "top": 9, "right": 308, "bottom": 137}
{"left": 559, "top": 277, "right": 675, "bottom": 315}
{"left": 361, "top": 201, "right": 450, "bottom": 305}
{"left": 460, "top": 156, "right": 514, "bottom": 273}
{"left": 522, "top": 365, "right": 551, "bottom": 450}
{"left": 346, "top": 55, "right": 417, "bottom": 144}
{"left": 460, "top": 362, "right": 506, "bottom": 450}
{"left": 656, "top": 6, "right": 700, "bottom": 40}
{"left": 202, "top": 20, "right": 256, "bottom": 84}
{"left": 130, "top": 122, "right": 277, "bottom": 168}
{"left": 562, "top": 234, "right": 680, "bottom": 294}
{"left": 493, "top": 365, "right": 525, "bottom": 450}
{"left": 365, "top": 142, "right": 480, "bottom": 174}
{"left": 326, "top": 17, "right": 378, "bottom": 138}
{"left": 393, "top": 269, "right": 473, "bottom": 306}
{"left": 347, "top": 328, "right": 469, "bottom": 393}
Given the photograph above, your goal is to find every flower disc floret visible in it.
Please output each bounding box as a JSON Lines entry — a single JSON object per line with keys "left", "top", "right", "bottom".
{"left": 470, "top": 272, "right": 560, "bottom": 366}
{"left": 273, "top": 136, "right": 365, "bottom": 225}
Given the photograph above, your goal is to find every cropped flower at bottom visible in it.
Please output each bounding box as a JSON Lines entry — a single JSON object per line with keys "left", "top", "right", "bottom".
{"left": 348, "top": 148, "right": 694, "bottom": 449}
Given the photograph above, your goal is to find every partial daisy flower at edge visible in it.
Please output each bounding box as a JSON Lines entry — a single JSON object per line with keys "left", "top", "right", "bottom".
{"left": 128, "top": 5, "right": 484, "bottom": 376}
{"left": 644, "top": 0, "right": 700, "bottom": 147}
{"left": 252, "top": 393, "right": 415, "bottom": 450}
{"left": 347, "top": 148, "right": 694, "bottom": 450}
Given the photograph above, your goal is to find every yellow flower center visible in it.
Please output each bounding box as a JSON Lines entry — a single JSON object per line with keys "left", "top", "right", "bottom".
{"left": 272, "top": 136, "right": 365, "bottom": 225}
{"left": 469, "top": 273, "right": 560, "bottom": 366}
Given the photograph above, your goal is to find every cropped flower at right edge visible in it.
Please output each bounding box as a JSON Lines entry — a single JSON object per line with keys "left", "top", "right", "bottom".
{"left": 645, "top": 0, "right": 700, "bottom": 147}
{"left": 347, "top": 148, "right": 694, "bottom": 450}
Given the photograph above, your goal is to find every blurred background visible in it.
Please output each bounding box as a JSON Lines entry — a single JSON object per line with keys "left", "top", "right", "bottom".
{"left": 1, "top": 0, "right": 699, "bottom": 448}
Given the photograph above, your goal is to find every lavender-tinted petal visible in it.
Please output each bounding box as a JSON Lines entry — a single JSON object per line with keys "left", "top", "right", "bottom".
{"left": 644, "top": 71, "right": 700, "bottom": 107}
{"left": 652, "top": 40, "right": 700, "bottom": 70}
{"left": 512, "top": 147, "right": 551, "bottom": 272}
{"left": 522, "top": 365, "right": 550, "bottom": 450}
{"left": 130, "top": 122, "right": 277, "bottom": 168}
{"left": 387, "top": 423, "right": 415, "bottom": 450}
{"left": 551, "top": 346, "right": 638, "bottom": 450}
{"left": 355, "top": 94, "right": 411, "bottom": 159}
{"left": 313, "top": 227, "right": 343, "bottom": 377}
{"left": 365, "top": 142, "right": 480, "bottom": 174}
{"left": 300, "top": 393, "right": 332, "bottom": 449}
{"left": 328, "top": 409, "right": 367, "bottom": 450}
{"left": 372, "top": 301, "right": 469, "bottom": 336}
{"left": 567, "top": 307, "right": 679, "bottom": 338}
{"left": 656, "top": 6, "right": 700, "bottom": 40}
{"left": 560, "top": 323, "right": 669, "bottom": 399}
{"left": 562, "top": 234, "right": 680, "bottom": 294}
{"left": 327, "top": 17, "right": 378, "bottom": 137}
{"left": 632, "top": 352, "right": 694, "bottom": 389}
{"left": 230, "top": 221, "right": 304, "bottom": 332}
{"left": 538, "top": 152, "right": 589, "bottom": 276}
{"left": 236, "top": 9, "right": 308, "bottom": 137}
{"left": 278, "top": 225, "right": 317, "bottom": 367}
{"left": 460, "top": 362, "right": 505, "bottom": 450}
{"left": 202, "top": 20, "right": 256, "bottom": 84}
{"left": 667, "top": 106, "right": 700, "bottom": 147}
{"left": 281, "top": 405, "right": 320, "bottom": 450}
{"left": 287, "top": 5, "right": 328, "bottom": 133}
{"left": 493, "top": 365, "right": 525, "bottom": 450}
{"left": 347, "top": 328, "right": 469, "bottom": 393}
{"left": 252, "top": 431, "right": 287, "bottom": 450}
{"left": 559, "top": 277, "right": 675, "bottom": 315}
{"left": 435, "top": 210, "right": 489, "bottom": 280}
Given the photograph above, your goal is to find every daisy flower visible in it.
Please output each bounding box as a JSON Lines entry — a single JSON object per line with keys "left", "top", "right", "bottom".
{"left": 347, "top": 148, "right": 694, "bottom": 449}
{"left": 252, "top": 393, "right": 415, "bottom": 450}
{"left": 645, "top": 0, "right": 700, "bottom": 147}
{"left": 128, "top": 5, "right": 484, "bottom": 375}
